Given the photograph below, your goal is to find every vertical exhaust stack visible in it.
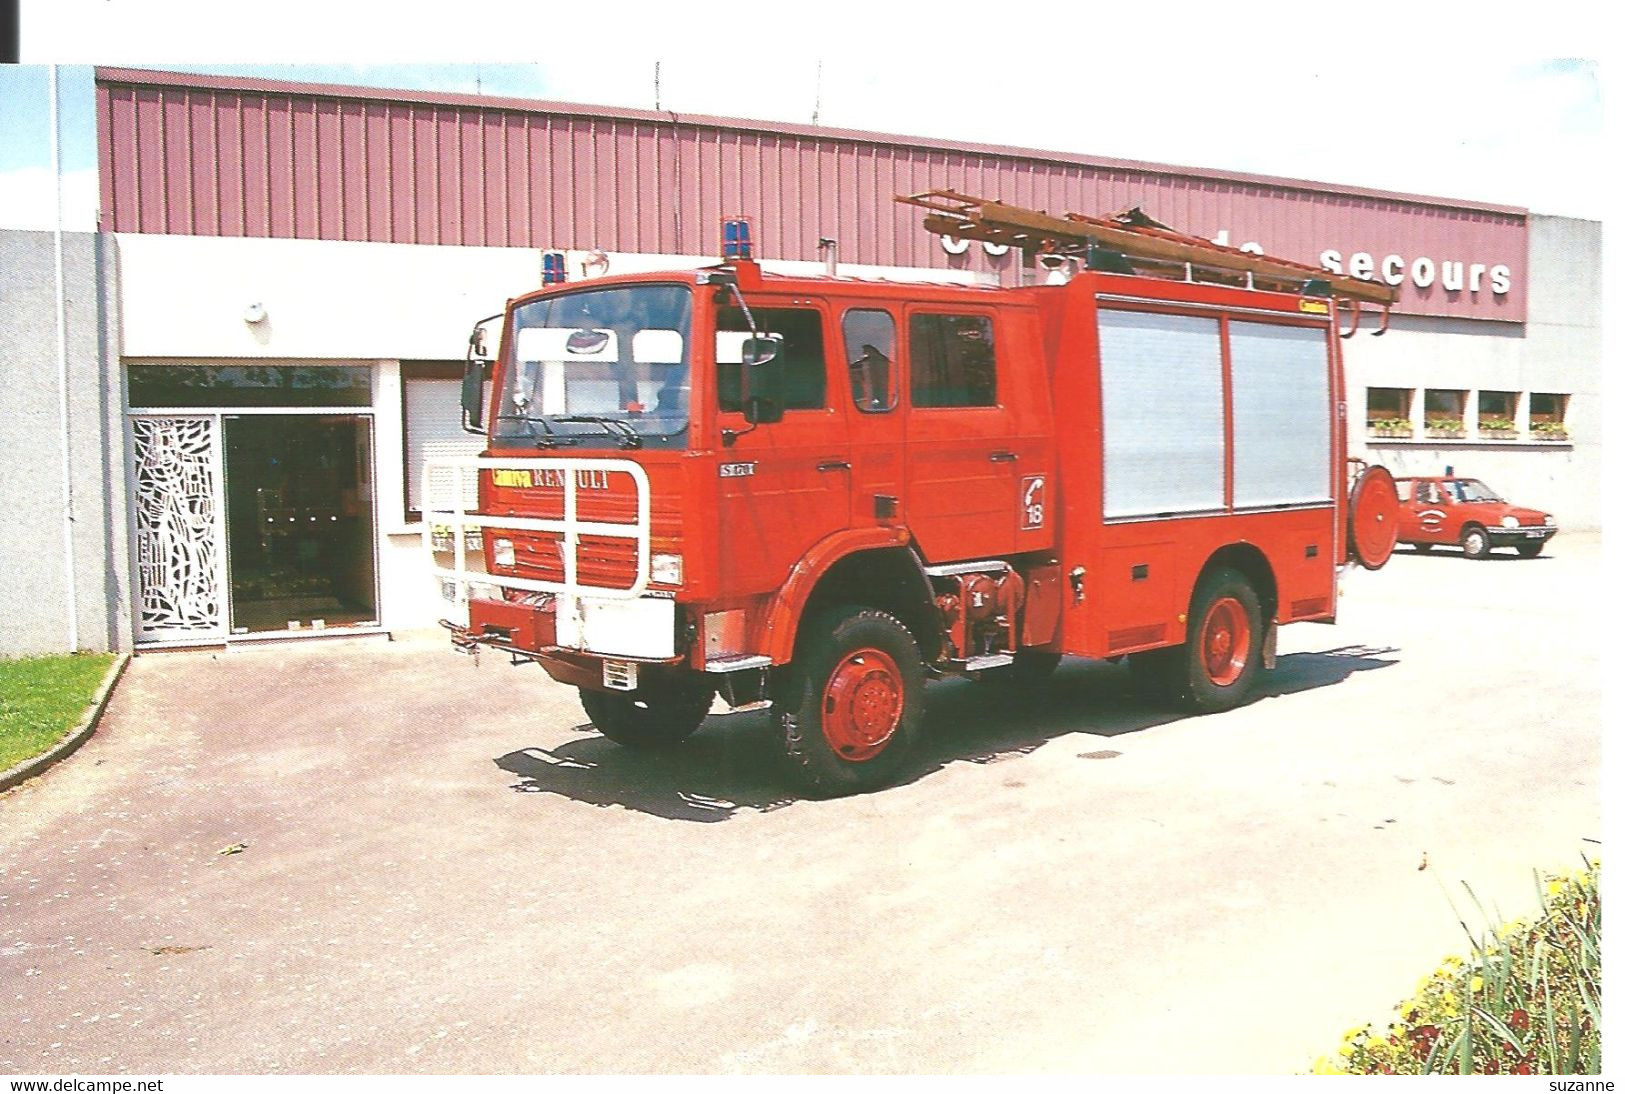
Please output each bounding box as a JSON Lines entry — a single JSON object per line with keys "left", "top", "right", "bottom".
{"left": 818, "top": 237, "right": 839, "bottom": 277}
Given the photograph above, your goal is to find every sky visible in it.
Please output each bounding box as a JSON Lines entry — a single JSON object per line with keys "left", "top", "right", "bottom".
{"left": 0, "top": 4, "right": 1609, "bottom": 231}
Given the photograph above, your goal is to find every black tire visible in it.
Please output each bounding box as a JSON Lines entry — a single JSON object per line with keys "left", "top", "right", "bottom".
{"left": 579, "top": 673, "right": 714, "bottom": 750}
{"left": 1413, "top": 542, "right": 1434, "bottom": 554}
{"left": 1170, "top": 567, "right": 1264, "bottom": 714}
{"left": 778, "top": 606, "right": 925, "bottom": 798}
{"left": 1460, "top": 524, "right": 1491, "bottom": 560}
{"left": 1515, "top": 542, "right": 1545, "bottom": 559}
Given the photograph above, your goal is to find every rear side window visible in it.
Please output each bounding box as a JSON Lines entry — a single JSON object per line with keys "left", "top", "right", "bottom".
{"left": 716, "top": 306, "right": 827, "bottom": 412}
{"left": 909, "top": 313, "right": 996, "bottom": 408}
{"left": 843, "top": 309, "right": 898, "bottom": 413}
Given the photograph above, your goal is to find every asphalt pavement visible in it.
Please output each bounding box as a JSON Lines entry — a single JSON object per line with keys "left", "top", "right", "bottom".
{"left": 0, "top": 534, "right": 1603, "bottom": 1073}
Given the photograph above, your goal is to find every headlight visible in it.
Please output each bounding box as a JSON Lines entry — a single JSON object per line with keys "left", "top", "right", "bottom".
{"left": 1500, "top": 516, "right": 1519, "bottom": 529}
{"left": 493, "top": 537, "right": 516, "bottom": 566}
{"left": 650, "top": 552, "right": 684, "bottom": 586}
{"left": 1544, "top": 514, "right": 1554, "bottom": 526}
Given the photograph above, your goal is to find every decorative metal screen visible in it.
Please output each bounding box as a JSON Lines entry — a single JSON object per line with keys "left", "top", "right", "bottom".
{"left": 132, "top": 416, "right": 225, "bottom": 641}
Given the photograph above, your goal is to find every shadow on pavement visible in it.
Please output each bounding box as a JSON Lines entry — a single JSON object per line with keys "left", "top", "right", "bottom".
{"left": 1400, "top": 545, "right": 1552, "bottom": 563}
{"left": 493, "top": 644, "right": 1399, "bottom": 822}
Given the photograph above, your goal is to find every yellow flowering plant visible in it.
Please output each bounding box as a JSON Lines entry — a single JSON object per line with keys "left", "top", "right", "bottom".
{"left": 1314, "top": 859, "right": 1600, "bottom": 1075}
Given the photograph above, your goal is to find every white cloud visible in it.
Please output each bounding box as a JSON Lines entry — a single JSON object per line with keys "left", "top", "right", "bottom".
{"left": 0, "top": 166, "right": 99, "bottom": 231}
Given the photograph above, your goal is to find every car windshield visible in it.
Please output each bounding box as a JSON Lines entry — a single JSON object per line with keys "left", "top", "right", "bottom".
{"left": 495, "top": 284, "right": 692, "bottom": 446}
{"left": 1447, "top": 479, "right": 1503, "bottom": 503}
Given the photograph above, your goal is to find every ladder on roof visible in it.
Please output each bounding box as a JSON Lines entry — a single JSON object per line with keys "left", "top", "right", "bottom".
{"left": 896, "top": 189, "right": 1397, "bottom": 329}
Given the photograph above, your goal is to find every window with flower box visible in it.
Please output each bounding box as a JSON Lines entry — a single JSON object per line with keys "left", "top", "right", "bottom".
{"left": 1530, "top": 392, "right": 1570, "bottom": 440}
{"left": 1366, "top": 387, "right": 1413, "bottom": 437}
{"left": 1423, "top": 389, "right": 1467, "bottom": 437}
{"left": 1477, "top": 390, "right": 1519, "bottom": 437}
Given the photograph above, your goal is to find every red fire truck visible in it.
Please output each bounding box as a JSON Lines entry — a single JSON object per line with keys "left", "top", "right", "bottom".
{"left": 429, "top": 192, "right": 1401, "bottom": 797}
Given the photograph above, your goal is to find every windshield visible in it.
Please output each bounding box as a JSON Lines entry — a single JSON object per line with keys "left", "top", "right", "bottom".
{"left": 495, "top": 284, "right": 692, "bottom": 447}
{"left": 1447, "top": 479, "right": 1503, "bottom": 503}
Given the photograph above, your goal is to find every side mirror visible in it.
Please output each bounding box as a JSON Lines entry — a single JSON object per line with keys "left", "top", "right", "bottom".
{"left": 461, "top": 358, "right": 489, "bottom": 432}
{"left": 741, "top": 335, "right": 781, "bottom": 367}
{"left": 463, "top": 312, "right": 503, "bottom": 434}
{"left": 744, "top": 393, "right": 783, "bottom": 425}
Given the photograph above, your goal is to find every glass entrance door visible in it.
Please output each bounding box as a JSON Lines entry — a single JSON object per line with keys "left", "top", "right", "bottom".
{"left": 224, "top": 415, "right": 378, "bottom": 634}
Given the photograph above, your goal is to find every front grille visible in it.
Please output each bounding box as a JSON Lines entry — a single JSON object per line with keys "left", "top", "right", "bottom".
{"left": 501, "top": 530, "right": 641, "bottom": 592}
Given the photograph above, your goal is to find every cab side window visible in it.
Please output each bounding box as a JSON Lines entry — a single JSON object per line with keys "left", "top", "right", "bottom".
{"left": 716, "top": 306, "right": 827, "bottom": 412}
{"left": 910, "top": 313, "right": 996, "bottom": 408}
{"left": 842, "top": 309, "right": 898, "bottom": 413}
{"left": 1416, "top": 482, "right": 1441, "bottom": 505}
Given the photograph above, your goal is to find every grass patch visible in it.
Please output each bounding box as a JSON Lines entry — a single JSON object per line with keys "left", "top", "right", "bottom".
{"left": 1315, "top": 859, "right": 1602, "bottom": 1075}
{"left": 0, "top": 652, "right": 117, "bottom": 772}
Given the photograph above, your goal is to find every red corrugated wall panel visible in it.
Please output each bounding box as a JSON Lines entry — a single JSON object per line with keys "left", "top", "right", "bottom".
{"left": 96, "top": 69, "right": 1529, "bottom": 321}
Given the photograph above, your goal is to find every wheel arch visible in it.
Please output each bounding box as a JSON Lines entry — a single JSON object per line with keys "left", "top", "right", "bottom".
{"left": 760, "top": 535, "right": 940, "bottom": 665}
{"left": 1194, "top": 542, "right": 1279, "bottom": 625}
{"left": 799, "top": 548, "right": 941, "bottom": 662}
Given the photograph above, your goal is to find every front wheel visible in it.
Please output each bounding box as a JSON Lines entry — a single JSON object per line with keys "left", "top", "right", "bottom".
{"left": 1172, "top": 568, "right": 1264, "bottom": 714}
{"left": 1516, "top": 542, "right": 1545, "bottom": 559}
{"left": 778, "top": 606, "right": 925, "bottom": 798}
{"left": 580, "top": 674, "right": 714, "bottom": 750}
{"left": 1461, "top": 525, "right": 1491, "bottom": 560}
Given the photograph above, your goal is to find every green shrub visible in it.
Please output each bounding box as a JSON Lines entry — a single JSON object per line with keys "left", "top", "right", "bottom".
{"left": 1314, "top": 860, "right": 1601, "bottom": 1075}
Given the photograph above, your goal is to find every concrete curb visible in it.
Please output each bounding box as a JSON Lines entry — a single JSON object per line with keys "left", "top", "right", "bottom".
{"left": 0, "top": 652, "right": 131, "bottom": 794}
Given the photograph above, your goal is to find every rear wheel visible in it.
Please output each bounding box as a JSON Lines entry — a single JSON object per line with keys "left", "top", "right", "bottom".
{"left": 580, "top": 674, "right": 714, "bottom": 750}
{"left": 1171, "top": 567, "right": 1264, "bottom": 714}
{"left": 778, "top": 606, "right": 925, "bottom": 797}
{"left": 1516, "top": 542, "right": 1545, "bottom": 559}
{"left": 1461, "top": 525, "right": 1491, "bottom": 560}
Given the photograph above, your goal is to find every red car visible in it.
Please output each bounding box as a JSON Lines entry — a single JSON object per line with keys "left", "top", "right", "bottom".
{"left": 1394, "top": 475, "right": 1557, "bottom": 559}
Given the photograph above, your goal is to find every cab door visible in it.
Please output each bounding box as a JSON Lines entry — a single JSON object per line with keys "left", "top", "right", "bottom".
{"left": 1406, "top": 480, "right": 1452, "bottom": 544}
{"left": 714, "top": 296, "right": 849, "bottom": 593}
{"left": 838, "top": 303, "right": 906, "bottom": 530}
{"left": 903, "top": 307, "right": 1050, "bottom": 562}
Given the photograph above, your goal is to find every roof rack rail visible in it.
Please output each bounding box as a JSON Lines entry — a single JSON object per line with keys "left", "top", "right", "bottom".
{"left": 896, "top": 189, "right": 1398, "bottom": 313}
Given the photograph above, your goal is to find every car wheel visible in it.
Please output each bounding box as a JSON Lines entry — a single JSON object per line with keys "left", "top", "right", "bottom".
{"left": 1172, "top": 567, "right": 1264, "bottom": 714}
{"left": 778, "top": 606, "right": 925, "bottom": 798}
{"left": 1460, "top": 525, "right": 1491, "bottom": 560}
{"left": 580, "top": 674, "right": 714, "bottom": 749}
{"left": 1413, "top": 543, "right": 1434, "bottom": 554}
{"left": 1515, "top": 542, "right": 1545, "bottom": 559}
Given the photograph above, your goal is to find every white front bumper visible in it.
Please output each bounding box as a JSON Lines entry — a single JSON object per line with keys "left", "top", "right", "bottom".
{"left": 557, "top": 595, "right": 677, "bottom": 659}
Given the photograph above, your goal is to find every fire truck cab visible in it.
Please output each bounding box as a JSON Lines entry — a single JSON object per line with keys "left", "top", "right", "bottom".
{"left": 430, "top": 195, "right": 1399, "bottom": 797}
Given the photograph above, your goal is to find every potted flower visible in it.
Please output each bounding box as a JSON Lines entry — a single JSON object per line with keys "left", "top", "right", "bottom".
{"left": 1368, "top": 417, "right": 1413, "bottom": 439}
{"left": 1425, "top": 417, "right": 1466, "bottom": 439}
{"left": 1533, "top": 420, "right": 1570, "bottom": 441}
{"left": 1478, "top": 416, "right": 1518, "bottom": 439}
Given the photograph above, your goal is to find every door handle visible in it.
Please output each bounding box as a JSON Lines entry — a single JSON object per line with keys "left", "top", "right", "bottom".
{"left": 817, "top": 460, "right": 851, "bottom": 473}
{"left": 988, "top": 451, "right": 1018, "bottom": 463}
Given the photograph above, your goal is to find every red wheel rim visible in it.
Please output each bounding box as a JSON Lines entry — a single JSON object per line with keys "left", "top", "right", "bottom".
{"left": 1199, "top": 596, "right": 1251, "bottom": 687}
{"left": 821, "top": 647, "right": 904, "bottom": 762}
